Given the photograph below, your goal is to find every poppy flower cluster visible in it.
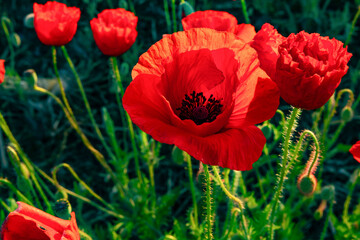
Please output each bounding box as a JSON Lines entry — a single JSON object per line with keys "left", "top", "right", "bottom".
{"left": 123, "top": 10, "right": 352, "bottom": 170}
{"left": 0, "top": 202, "right": 80, "bottom": 240}
{"left": 33, "top": 1, "right": 138, "bottom": 56}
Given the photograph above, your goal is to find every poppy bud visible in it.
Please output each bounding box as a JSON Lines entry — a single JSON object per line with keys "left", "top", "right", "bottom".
{"left": 297, "top": 173, "right": 317, "bottom": 196}
{"left": 19, "top": 163, "right": 30, "bottom": 179}
{"left": 341, "top": 106, "right": 353, "bottom": 122}
{"left": 314, "top": 199, "right": 327, "bottom": 220}
{"left": 179, "top": 1, "right": 195, "bottom": 17}
{"left": 172, "top": 146, "right": 185, "bottom": 165}
{"left": 261, "top": 124, "right": 272, "bottom": 139}
{"left": 118, "top": 0, "right": 128, "bottom": 9}
{"left": 321, "top": 185, "right": 335, "bottom": 201}
{"left": 24, "top": 13, "right": 34, "bottom": 28}
{"left": 11, "top": 33, "right": 21, "bottom": 47}
{"left": 24, "top": 69, "right": 38, "bottom": 88}
{"left": 54, "top": 199, "right": 72, "bottom": 220}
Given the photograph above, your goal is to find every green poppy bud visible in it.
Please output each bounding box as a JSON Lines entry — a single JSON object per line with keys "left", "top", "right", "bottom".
{"left": 24, "top": 13, "right": 34, "bottom": 28}
{"left": 341, "top": 106, "right": 353, "bottom": 122}
{"left": 297, "top": 174, "right": 317, "bottom": 196}
{"left": 24, "top": 69, "right": 38, "bottom": 88}
{"left": 180, "top": 1, "right": 195, "bottom": 17}
{"left": 11, "top": 33, "right": 21, "bottom": 47}
{"left": 321, "top": 185, "right": 335, "bottom": 201}
{"left": 261, "top": 124, "right": 272, "bottom": 139}
{"left": 54, "top": 199, "right": 72, "bottom": 220}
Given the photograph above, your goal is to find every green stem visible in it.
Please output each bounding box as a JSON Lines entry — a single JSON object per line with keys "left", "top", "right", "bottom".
{"left": 60, "top": 46, "right": 116, "bottom": 161}
{"left": 240, "top": 0, "right": 250, "bottom": 24}
{"left": 171, "top": 0, "right": 177, "bottom": 32}
{"left": 268, "top": 107, "right": 301, "bottom": 240}
{"left": 1, "top": 17, "right": 15, "bottom": 69}
{"left": 0, "top": 113, "right": 54, "bottom": 214}
{"left": 52, "top": 163, "right": 116, "bottom": 211}
{"left": 342, "top": 169, "right": 359, "bottom": 222}
{"left": 34, "top": 86, "right": 125, "bottom": 198}
{"left": 148, "top": 162, "right": 156, "bottom": 215}
{"left": 110, "top": 56, "right": 143, "bottom": 184}
{"left": 164, "top": 0, "right": 172, "bottom": 33}
{"left": 344, "top": 5, "right": 360, "bottom": 46}
{"left": 0, "top": 178, "right": 32, "bottom": 205}
{"left": 320, "top": 200, "right": 334, "bottom": 240}
{"left": 185, "top": 153, "right": 199, "bottom": 229}
{"left": 203, "top": 164, "right": 213, "bottom": 240}
{"left": 36, "top": 166, "right": 124, "bottom": 219}
{"left": 211, "top": 166, "right": 249, "bottom": 240}
{"left": 52, "top": 46, "right": 75, "bottom": 118}
{"left": 127, "top": 0, "right": 136, "bottom": 14}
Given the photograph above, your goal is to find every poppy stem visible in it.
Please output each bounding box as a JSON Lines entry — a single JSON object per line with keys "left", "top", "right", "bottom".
{"left": 110, "top": 56, "right": 143, "bottom": 184}
{"left": 171, "top": 0, "right": 177, "bottom": 32}
{"left": 291, "top": 130, "right": 320, "bottom": 177}
{"left": 342, "top": 169, "right": 359, "bottom": 222}
{"left": 33, "top": 86, "right": 126, "bottom": 198}
{"left": 203, "top": 164, "right": 213, "bottom": 240}
{"left": 1, "top": 17, "right": 15, "bottom": 70}
{"left": 344, "top": 5, "right": 360, "bottom": 46}
{"left": 185, "top": 152, "right": 199, "bottom": 229}
{"left": 0, "top": 112, "right": 54, "bottom": 214}
{"left": 268, "top": 107, "right": 301, "bottom": 240}
{"left": 211, "top": 166, "right": 249, "bottom": 240}
{"left": 60, "top": 46, "right": 117, "bottom": 164}
{"left": 163, "top": 0, "right": 172, "bottom": 33}
{"left": 240, "top": 0, "right": 250, "bottom": 24}
{"left": 320, "top": 198, "right": 334, "bottom": 240}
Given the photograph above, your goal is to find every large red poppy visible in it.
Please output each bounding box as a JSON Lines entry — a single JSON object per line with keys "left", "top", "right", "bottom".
{"left": 90, "top": 8, "right": 138, "bottom": 56}
{"left": 350, "top": 141, "right": 360, "bottom": 163}
{"left": 275, "top": 31, "right": 352, "bottom": 110}
{"left": 0, "top": 202, "right": 80, "bottom": 240}
{"left": 33, "top": 1, "right": 81, "bottom": 46}
{"left": 0, "top": 60, "right": 5, "bottom": 84}
{"left": 182, "top": 10, "right": 256, "bottom": 43}
{"left": 123, "top": 28, "right": 279, "bottom": 171}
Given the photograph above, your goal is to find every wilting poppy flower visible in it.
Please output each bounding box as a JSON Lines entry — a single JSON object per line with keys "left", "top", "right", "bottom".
{"left": 350, "top": 141, "right": 360, "bottom": 163}
{"left": 0, "top": 60, "right": 5, "bottom": 84}
{"left": 123, "top": 28, "right": 279, "bottom": 170}
{"left": 33, "top": 1, "right": 81, "bottom": 46}
{"left": 275, "top": 31, "right": 352, "bottom": 110}
{"left": 90, "top": 8, "right": 138, "bottom": 56}
{"left": 182, "top": 10, "right": 255, "bottom": 43}
{"left": 250, "top": 23, "right": 285, "bottom": 80}
{"left": 0, "top": 202, "right": 80, "bottom": 240}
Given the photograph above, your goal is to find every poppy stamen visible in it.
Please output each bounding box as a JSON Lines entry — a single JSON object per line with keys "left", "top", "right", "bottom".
{"left": 177, "top": 91, "right": 223, "bottom": 125}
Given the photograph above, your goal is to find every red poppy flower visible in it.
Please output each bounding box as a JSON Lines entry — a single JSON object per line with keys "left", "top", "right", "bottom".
{"left": 181, "top": 10, "right": 256, "bottom": 43}
{"left": 350, "top": 141, "right": 360, "bottom": 163}
{"left": 0, "top": 60, "right": 5, "bottom": 84}
{"left": 0, "top": 202, "right": 80, "bottom": 240}
{"left": 90, "top": 8, "right": 138, "bottom": 56}
{"left": 275, "top": 31, "right": 352, "bottom": 110}
{"left": 123, "top": 28, "right": 279, "bottom": 171}
{"left": 250, "top": 23, "right": 285, "bottom": 80}
{"left": 33, "top": 1, "right": 81, "bottom": 46}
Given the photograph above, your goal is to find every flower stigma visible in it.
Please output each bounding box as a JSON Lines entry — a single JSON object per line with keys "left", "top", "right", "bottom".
{"left": 177, "top": 91, "right": 223, "bottom": 125}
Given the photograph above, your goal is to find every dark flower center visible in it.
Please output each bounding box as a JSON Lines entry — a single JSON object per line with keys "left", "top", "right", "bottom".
{"left": 177, "top": 91, "right": 223, "bottom": 125}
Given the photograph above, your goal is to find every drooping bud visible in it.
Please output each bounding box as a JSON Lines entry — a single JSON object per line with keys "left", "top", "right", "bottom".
{"left": 321, "top": 185, "right": 335, "bottom": 201}
{"left": 179, "top": 1, "right": 195, "bottom": 18}
{"left": 23, "top": 69, "right": 38, "bottom": 88}
{"left": 297, "top": 173, "right": 317, "bottom": 196}
{"left": 24, "top": 13, "right": 34, "bottom": 28}
{"left": 11, "top": 33, "right": 21, "bottom": 47}
{"left": 54, "top": 199, "right": 72, "bottom": 220}
{"left": 341, "top": 106, "right": 353, "bottom": 122}
{"left": 314, "top": 199, "right": 327, "bottom": 220}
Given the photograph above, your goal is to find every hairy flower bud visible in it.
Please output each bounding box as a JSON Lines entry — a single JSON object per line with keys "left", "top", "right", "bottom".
{"left": 321, "top": 185, "right": 335, "bottom": 201}
{"left": 297, "top": 173, "right": 317, "bottom": 196}
{"left": 341, "top": 106, "right": 353, "bottom": 122}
